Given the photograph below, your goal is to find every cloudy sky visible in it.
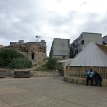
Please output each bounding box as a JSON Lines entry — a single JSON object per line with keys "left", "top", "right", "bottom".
{"left": 0, "top": 0, "right": 107, "bottom": 55}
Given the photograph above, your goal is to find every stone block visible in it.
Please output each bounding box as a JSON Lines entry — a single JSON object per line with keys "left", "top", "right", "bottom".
{"left": 14, "top": 70, "right": 32, "bottom": 78}
{"left": 0, "top": 70, "right": 10, "bottom": 78}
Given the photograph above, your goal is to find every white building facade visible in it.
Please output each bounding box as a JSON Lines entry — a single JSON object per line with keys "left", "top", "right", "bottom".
{"left": 50, "top": 38, "right": 70, "bottom": 59}
{"left": 70, "top": 32, "right": 102, "bottom": 57}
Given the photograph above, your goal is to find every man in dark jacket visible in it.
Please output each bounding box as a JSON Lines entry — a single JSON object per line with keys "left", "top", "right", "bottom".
{"left": 93, "top": 71, "right": 102, "bottom": 87}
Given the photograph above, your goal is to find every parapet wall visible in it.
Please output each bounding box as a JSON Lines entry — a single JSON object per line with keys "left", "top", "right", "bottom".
{"left": 64, "top": 75, "right": 107, "bottom": 87}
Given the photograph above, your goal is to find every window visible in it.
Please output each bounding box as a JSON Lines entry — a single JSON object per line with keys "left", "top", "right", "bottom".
{"left": 31, "top": 53, "right": 34, "bottom": 60}
{"left": 81, "top": 40, "right": 84, "bottom": 45}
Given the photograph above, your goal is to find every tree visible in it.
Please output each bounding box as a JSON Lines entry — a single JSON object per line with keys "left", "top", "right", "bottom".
{"left": 45, "top": 57, "right": 58, "bottom": 70}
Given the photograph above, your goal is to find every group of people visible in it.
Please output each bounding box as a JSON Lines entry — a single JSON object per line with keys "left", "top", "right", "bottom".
{"left": 86, "top": 69, "right": 102, "bottom": 87}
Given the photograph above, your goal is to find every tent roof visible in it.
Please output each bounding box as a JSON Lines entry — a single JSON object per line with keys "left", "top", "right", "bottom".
{"left": 58, "top": 59, "right": 73, "bottom": 63}
{"left": 58, "top": 59, "right": 73, "bottom": 66}
{"left": 69, "top": 42, "right": 107, "bottom": 67}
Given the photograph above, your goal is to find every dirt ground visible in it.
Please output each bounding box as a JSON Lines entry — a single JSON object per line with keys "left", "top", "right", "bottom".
{"left": 0, "top": 77, "right": 107, "bottom": 107}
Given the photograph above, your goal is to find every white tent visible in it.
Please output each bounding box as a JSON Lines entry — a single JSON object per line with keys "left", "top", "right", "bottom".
{"left": 58, "top": 59, "right": 73, "bottom": 66}
{"left": 65, "top": 43, "right": 107, "bottom": 84}
{"left": 69, "top": 42, "right": 107, "bottom": 67}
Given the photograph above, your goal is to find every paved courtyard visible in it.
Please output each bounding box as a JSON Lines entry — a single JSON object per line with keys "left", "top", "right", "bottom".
{"left": 0, "top": 77, "right": 107, "bottom": 107}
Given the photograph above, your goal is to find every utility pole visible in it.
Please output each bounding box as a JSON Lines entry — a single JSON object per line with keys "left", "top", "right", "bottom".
{"left": 35, "top": 35, "right": 41, "bottom": 65}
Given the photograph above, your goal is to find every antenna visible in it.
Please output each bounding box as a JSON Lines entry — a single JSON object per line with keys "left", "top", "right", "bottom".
{"left": 35, "top": 35, "right": 41, "bottom": 42}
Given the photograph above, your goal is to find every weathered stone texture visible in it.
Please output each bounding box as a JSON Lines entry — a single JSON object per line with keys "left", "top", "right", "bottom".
{"left": 1, "top": 42, "right": 46, "bottom": 65}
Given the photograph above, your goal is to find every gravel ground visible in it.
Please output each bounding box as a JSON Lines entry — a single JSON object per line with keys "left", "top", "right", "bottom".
{"left": 0, "top": 77, "right": 107, "bottom": 107}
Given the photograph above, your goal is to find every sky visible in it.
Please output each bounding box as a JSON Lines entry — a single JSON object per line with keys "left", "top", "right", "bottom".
{"left": 1, "top": 0, "right": 107, "bottom": 56}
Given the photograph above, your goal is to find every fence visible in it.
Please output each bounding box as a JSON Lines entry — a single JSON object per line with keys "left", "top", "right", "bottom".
{"left": 65, "top": 66, "right": 107, "bottom": 79}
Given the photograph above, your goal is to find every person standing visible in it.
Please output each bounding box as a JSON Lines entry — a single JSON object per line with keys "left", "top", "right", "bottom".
{"left": 86, "top": 69, "right": 94, "bottom": 86}
{"left": 93, "top": 71, "right": 102, "bottom": 87}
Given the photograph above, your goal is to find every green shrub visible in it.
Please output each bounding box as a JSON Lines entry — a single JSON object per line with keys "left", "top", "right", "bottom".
{"left": 45, "top": 57, "right": 58, "bottom": 70}
{"left": 34, "top": 64, "right": 48, "bottom": 71}
{"left": 0, "top": 49, "right": 24, "bottom": 59}
{"left": 9, "top": 58, "right": 32, "bottom": 69}
{"left": 0, "top": 57, "right": 5, "bottom": 67}
{"left": 0, "top": 49, "right": 32, "bottom": 69}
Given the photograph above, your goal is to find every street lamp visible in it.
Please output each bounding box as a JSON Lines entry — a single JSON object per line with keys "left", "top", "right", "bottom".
{"left": 35, "top": 35, "right": 41, "bottom": 42}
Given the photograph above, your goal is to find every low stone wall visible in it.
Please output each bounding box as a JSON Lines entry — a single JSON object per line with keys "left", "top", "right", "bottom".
{"left": 64, "top": 76, "right": 86, "bottom": 85}
{"left": 0, "top": 69, "right": 33, "bottom": 78}
{"left": 64, "top": 75, "right": 107, "bottom": 87}
{"left": 0, "top": 70, "right": 11, "bottom": 78}
{"left": 102, "top": 79, "right": 107, "bottom": 86}
{"left": 13, "top": 70, "right": 32, "bottom": 78}
{"left": 32, "top": 71, "right": 60, "bottom": 77}
{"left": 0, "top": 69, "right": 60, "bottom": 78}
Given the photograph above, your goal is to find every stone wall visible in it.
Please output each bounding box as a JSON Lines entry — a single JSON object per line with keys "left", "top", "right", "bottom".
{"left": 0, "top": 70, "right": 11, "bottom": 78}
{"left": 64, "top": 66, "right": 107, "bottom": 86}
{"left": 64, "top": 75, "right": 107, "bottom": 87}
{"left": 14, "top": 70, "right": 32, "bottom": 78}
{"left": 1, "top": 42, "right": 46, "bottom": 66}
{"left": 32, "top": 71, "right": 60, "bottom": 77}
{"left": 0, "top": 70, "right": 60, "bottom": 78}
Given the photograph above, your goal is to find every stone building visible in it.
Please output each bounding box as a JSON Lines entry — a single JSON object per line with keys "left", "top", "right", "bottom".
{"left": 50, "top": 38, "right": 70, "bottom": 60}
{"left": 0, "top": 45, "right": 4, "bottom": 48}
{"left": 1, "top": 40, "right": 46, "bottom": 65}
{"left": 10, "top": 40, "right": 24, "bottom": 45}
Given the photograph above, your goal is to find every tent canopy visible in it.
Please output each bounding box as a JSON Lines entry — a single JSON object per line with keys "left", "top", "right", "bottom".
{"left": 69, "top": 42, "right": 107, "bottom": 67}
